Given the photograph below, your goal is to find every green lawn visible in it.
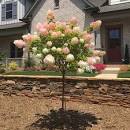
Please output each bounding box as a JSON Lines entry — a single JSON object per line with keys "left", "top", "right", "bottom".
{"left": 4, "top": 70, "right": 97, "bottom": 77}
{"left": 118, "top": 71, "right": 130, "bottom": 78}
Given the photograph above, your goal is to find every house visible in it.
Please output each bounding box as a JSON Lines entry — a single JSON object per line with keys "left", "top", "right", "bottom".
{"left": 0, "top": 0, "right": 34, "bottom": 59}
{"left": 1, "top": 0, "right": 130, "bottom": 64}
{"left": 92, "top": 0, "right": 130, "bottom": 63}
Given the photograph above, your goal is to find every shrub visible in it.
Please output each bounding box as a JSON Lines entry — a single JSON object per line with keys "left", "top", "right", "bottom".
{"left": 8, "top": 61, "right": 18, "bottom": 71}
{"left": 24, "top": 58, "right": 35, "bottom": 68}
{"left": 0, "top": 52, "right": 5, "bottom": 61}
{"left": 94, "top": 63, "right": 106, "bottom": 72}
{"left": 123, "top": 44, "right": 129, "bottom": 64}
{"left": 0, "top": 68, "right": 5, "bottom": 74}
{"left": 0, "top": 64, "right": 6, "bottom": 74}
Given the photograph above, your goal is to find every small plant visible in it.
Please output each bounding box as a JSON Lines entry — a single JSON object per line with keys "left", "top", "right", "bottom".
{"left": 0, "top": 52, "right": 5, "bottom": 61}
{"left": 123, "top": 44, "right": 129, "bottom": 64}
{"left": 94, "top": 63, "right": 106, "bottom": 72}
{"left": 0, "top": 52, "right": 6, "bottom": 73}
{"left": 8, "top": 61, "right": 18, "bottom": 71}
{"left": 24, "top": 58, "right": 35, "bottom": 69}
{"left": 0, "top": 64, "right": 6, "bottom": 74}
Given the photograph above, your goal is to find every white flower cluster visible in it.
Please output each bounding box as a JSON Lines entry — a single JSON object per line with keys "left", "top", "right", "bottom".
{"left": 77, "top": 60, "right": 90, "bottom": 74}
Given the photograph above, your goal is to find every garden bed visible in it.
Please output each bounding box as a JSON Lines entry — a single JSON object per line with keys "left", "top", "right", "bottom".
{"left": 0, "top": 95, "right": 130, "bottom": 130}
{"left": 118, "top": 71, "right": 130, "bottom": 78}
{"left": 0, "top": 74, "right": 130, "bottom": 129}
{"left": 4, "top": 70, "right": 97, "bottom": 77}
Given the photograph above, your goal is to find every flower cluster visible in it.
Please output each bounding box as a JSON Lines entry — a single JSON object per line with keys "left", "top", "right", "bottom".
{"left": 14, "top": 33, "right": 40, "bottom": 49}
{"left": 14, "top": 10, "right": 105, "bottom": 74}
{"left": 90, "top": 20, "right": 102, "bottom": 30}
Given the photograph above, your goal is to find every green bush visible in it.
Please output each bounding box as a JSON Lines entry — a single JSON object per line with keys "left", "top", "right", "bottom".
{"left": 123, "top": 44, "right": 129, "bottom": 64}
{"left": 24, "top": 58, "right": 35, "bottom": 68}
{"left": 0, "top": 68, "right": 5, "bottom": 74}
{"left": 0, "top": 64, "right": 5, "bottom": 74}
{"left": 8, "top": 61, "right": 18, "bottom": 71}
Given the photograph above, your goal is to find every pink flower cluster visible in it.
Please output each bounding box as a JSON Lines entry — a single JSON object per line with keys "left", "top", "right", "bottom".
{"left": 47, "top": 10, "right": 55, "bottom": 20}
{"left": 69, "top": 17, "right": 78, "bottom": 26}
{"left": 90, "top": 20, "right": 102, "bottom": 30}
{"left": 94, "top": 63, "right": 106, "bottom": 72}
{"left": 36, "top": 11, "right": 79, "bottom": 37}
{"left": 14, "top": 33, "right": 39, "bottom": 48}
{"left": 82, "top": 32, "right": 92, "bottom": 43}
{"left": 62, "top": 47, "right": 70, "bottom": 54}
{"left": 14, "top": 40, "right": 25, "bottom": 48}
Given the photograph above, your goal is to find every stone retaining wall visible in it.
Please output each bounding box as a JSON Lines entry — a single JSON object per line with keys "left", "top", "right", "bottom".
{"left": 0, "top": 76, "right": 130, "bottom": 108}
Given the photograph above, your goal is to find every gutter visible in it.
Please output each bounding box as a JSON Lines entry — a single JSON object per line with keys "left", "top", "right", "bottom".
{"left": 84, "top": 6, "right": 99, "bottom": 15}
{"left": 82, "top": 0, "right": 99, "bottom": 14}
{"left": 23, "top": 0, "right": 39, "bottom": 20}
{"left": 82, "top": 0, "right": 96, "bottom": 8}
{"left": 85, "top": 6, "right": 99, "bottom": 11}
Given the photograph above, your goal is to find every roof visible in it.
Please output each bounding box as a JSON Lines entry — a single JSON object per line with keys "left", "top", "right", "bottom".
{"left": 99, "top": 2, "right": 130, "bottom": 13}
{"left": 87, "top": 0, "right": 130, "bottom": 13}
{"left": 23, "top": 0, "right": 130, "bottom": 20}
{"left": 0, "top": 22, "right": 27, "bottom": 30}
{"left": 23, "top": 0, "right": 97, "bottom": 20}
{"left": 87, "top": 0, "right": 107, "bottom": 7}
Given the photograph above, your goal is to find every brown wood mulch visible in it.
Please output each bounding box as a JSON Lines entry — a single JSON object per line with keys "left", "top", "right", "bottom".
{"left": 0, "top": 95, "right": 130, "bottom": 130}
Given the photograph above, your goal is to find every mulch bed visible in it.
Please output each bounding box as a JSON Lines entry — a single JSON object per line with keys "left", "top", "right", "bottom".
{"left": 0, "top": 95, "right": 130, "bottom": 130}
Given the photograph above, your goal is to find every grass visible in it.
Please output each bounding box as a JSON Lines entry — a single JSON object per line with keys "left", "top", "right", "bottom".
{"left": 4, "top": 70, "right": 97, "bottom": 77}
{"left": 118, "top": 71, "right": 130, "bottom": 78}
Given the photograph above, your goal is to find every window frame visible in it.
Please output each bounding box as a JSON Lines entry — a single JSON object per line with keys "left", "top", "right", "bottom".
{"left": 10, "top": 42, "right": 23, "bottom": 58}
{"left": 5, "top": 3, "right": 13, "bottom": 20}
{"left": 1, "top": 1, "right": 17, "bottom": 21}
{"left": 54, "top": 0, "right": 59, "bottom": 9}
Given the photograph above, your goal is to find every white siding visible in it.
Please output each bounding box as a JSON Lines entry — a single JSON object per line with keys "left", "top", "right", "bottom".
{"left": 109, "top": 0, "right": 130, "bottom": 5}
{"left": 0, "top": 0, "right": 25, "bottom": 25}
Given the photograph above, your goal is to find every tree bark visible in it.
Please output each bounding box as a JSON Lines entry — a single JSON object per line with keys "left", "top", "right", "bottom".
{"left": 62, "top": 68, "right": 65, "bottom": 110}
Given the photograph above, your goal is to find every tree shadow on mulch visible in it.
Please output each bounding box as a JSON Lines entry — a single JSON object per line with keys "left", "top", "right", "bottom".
{"left": 27, "top": 109, "right": 101, "bottom": 130}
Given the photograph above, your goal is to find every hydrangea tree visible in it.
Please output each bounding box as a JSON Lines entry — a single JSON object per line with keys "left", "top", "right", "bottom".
{"left": 14, "top": 10, "right": 105, "bottom": 110}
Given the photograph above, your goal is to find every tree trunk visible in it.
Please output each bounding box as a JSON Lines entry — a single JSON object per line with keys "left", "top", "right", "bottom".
{"left": 62, "top": 68, "right": 65, "bottom": 110}
{"left": 27, "top": 51, "right": 31, "bottom": 67}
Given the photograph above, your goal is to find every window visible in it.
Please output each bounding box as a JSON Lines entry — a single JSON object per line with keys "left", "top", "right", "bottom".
{"left": 109, "top": 29, "right": 120, "bottom": 39}
{"left": 1, "top": 2, "right": 17, "bottom": 21}
{"left": 6, "top": 3, "right": 13, "bottom": 19}
{"left": 10, "top": 43, "right": 23, "bottom": 58}
{"left": 54, "top": 0, "right": 59, "bottom": 8}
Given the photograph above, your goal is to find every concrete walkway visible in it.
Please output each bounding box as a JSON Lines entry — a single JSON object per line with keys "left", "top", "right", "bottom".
{"left": 95, "top": 66, "right": 120, "bottom": 79}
